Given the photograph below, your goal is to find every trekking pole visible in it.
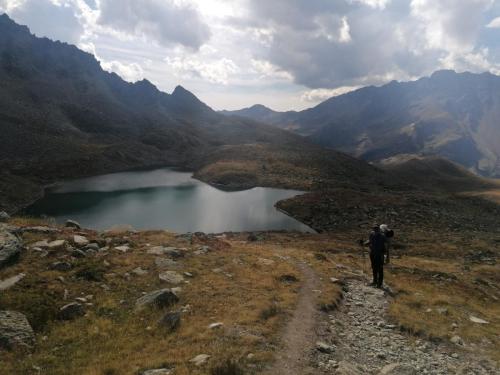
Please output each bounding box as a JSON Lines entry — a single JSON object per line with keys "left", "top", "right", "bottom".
{"left": 357, "top": 239, "right": 367, "bottom": 275}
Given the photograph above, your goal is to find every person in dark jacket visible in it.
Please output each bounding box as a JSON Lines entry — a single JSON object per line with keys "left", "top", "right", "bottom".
{"left": 368, "top": 224, "right": 387, "bottom": 288}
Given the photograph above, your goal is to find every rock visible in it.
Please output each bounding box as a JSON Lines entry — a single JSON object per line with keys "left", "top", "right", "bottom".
{"left": 0, "top": 211, "right": 10, "bottom": 222}
{"left": 378, "top": 363, "right": 417, "bottom": 375}
{"left": 136, "top": 289, "right": 179, "bottom": 309}
{"left": 190, "top": 354, "right": 210, "bottom": 366}
{"left": 278, "top": 274, "right": 299, "bottom": 283}
{"left": 65, "top": 220, "right": 81, "bottom": 229}
{"left": 469, "top": 315, "right": 489, "bottom": 324}
{"left": 84, "top": 243, "right": 100, "bottom": 252}
{"left": 257, "top": 257, "right": 275, "bottom": 266}
{"left": 0, "top": 311, "right": 35, "bottom": 350}
{"left": 132, "top": 267, "right": 148, "bottom": 276}
{"left": 0, "top": 273, "right": 25, "bottom": 291}
{"left": 114, "top": 245, "right": 130, "bottom": 252}
{"left": 450, "top": 335, "right": 463, "bottom": 345}
{"left": 316, "top": 341, "right": 335, "bottom": 353}
{"left": 21, "top": 226, "right": 60, "bottom": 234}
{"left": 71, "top": 249, "right": 86, "bottom": 258}
{"left": 0, "top": 230, "right": 22, "bottom": 268}
{"left": 73, "top": 235, "right": 89, "bottom": 247}
{"left": 436, "top": 307, "right": 448, "bottom": 315}
{"left": 47, "top": 239, "right": 66, "bottom": 250}
{"left": 50, "top": 261, "right": 73, "bottom": 271}
{"left": 142, "top": 369, "right": 172, "bottom": 375}
{"left": 30, "top": 240, "right": 49, "bottom": 249}
{"left": 58, "top": 303, "right": 85, "bottom": 320}
{"left": 148, "top": 246, "right": 185, "bottom": 258}
{"left": 159, "top": 271, "right": 184, "bottom": 284}
{"left": 330, "top": 277, "right": 341, "bottom": 284}
{"left": 158, "top": 311, "right": 181, "bottom": 332}
{"left": 208, "top": 322, "right": 223, "bottom": 330}
{"left": 335, "top": 361, "right": 363, "bottom": 375}
{"left": 155, "top": 257, "right": 177, "bottom": 269}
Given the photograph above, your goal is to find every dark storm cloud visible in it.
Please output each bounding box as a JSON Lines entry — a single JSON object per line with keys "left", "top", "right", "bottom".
{"left": 97, "top": 0, "right": 211, "bottom": 50}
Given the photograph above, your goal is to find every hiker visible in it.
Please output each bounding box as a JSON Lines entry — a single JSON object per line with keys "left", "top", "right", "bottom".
{"left": 380, "top": 224, "right": 394, "bottom": 264}
{"left": 367, "top": 224, "right": 387, "bottom": 288}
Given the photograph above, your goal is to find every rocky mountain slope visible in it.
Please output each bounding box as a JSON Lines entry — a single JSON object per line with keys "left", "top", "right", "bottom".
{"left": 223, "top": 71, "right": 500, "bottom": 177}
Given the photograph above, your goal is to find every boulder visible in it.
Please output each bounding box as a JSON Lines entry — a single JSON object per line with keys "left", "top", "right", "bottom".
{"left": 158, "top": 312, "right": 181, "bottom": 332}
{"left": 30, "top": 240, "right": 49, "bottom": 249}
{"left": 47, "top": 240, "right": 66, "bottom": 250}
{"left": 0, "top": 273, "right": 26, "bottom": 291}
{"left": 190, "top": 354, "right": 210, "bottom": 366}
{"left": 50, "top": 261, "right": 72, "bottom": 271}
{"left": 208, "top": 322, "right": 223, "bottom": 330}
{"left": 147, "top": 246, "right": 185, "bottom": 258}
{"left": 159, "top": 271, "right": 184, "bottom": 284}
{"left": 316, "top": 341, "right": 335, "bottom": 353}
{"left": 0, "top": 311, "right": 35, "bottom": 350}
{"left": 155, "top": 257, "right": 177, "bottom": 269}
{"left": 0, "top": 230, "right": 22, "bottom": 268}
{"left": 450, "top": 335, "right": 463, "bottom": 345}
{"left": 132, "top": 267, "right": 148, "bottom": 276}
{"left": 114, "top": 245, "right": 130, "bottom": 252}
{"left": 58, "top": 303, "right": 85, "bottom": 320}
{"left": 257, "top": 258, "right": 275, "bottom": 266}
{"left": 73, "top": 235, "right": 89, "bottom": 247}
{"left": 65, "top": 220, "right": 81, "bottom": 229}
{"left": 136, "top": 289, "right": 179, "bottom": 309}
{"left": 378, "top": 363, "right": 418, "bottom": 375}
{"left": 71, "top": 249, "right": 86, "bottom": 258}
{"left": 0, "top": 211, "right": 10, "bottom": 222}
{"left": 335, "top": 361, "right": 364, "bottom": 375}
{"left": 142, "top": 369, "right": 172, "bottom": 375}
{"left": 469, "top": 315, "right": 489, "bottom": 324}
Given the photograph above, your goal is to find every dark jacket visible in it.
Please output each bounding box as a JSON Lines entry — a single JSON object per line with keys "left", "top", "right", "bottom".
{"left": 369, "top": 231, "right": 386, "bottom": 256}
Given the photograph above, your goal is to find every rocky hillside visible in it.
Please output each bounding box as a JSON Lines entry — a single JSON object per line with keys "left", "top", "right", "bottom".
{"left": 1, "top": 212, "right": 498, "bottom": 374}
{"left": 223, "top": 70, "right": 500, "bottom": 177}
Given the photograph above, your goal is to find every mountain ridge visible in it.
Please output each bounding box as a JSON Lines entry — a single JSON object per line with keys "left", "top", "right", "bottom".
{"left": 222, "top": 70, "right": 500, "bottom": 177}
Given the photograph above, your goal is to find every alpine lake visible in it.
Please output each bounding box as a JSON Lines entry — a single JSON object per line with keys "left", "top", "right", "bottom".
{"left": 26, "top": 168, "right": 312, "bottom": 233}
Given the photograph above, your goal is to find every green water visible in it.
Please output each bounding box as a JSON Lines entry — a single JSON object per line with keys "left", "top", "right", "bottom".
{"left": 27, "top": 168, "right": 312, "bottom": 233}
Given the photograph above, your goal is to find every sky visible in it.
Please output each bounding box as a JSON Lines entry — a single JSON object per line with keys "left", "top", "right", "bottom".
{"left": 1, "top": 0, "right": 500, "bottom": 111}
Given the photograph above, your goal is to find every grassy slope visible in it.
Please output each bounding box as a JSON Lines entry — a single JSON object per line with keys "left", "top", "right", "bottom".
{"left": 1, "top": 219, "right": 498, "bottom": 373}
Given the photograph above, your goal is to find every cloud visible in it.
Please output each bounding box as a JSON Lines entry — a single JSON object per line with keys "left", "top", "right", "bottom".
{"left": 250, "top": 59, "right": 293, "bottom": 81}
{"left": 237, "top": 0, "right": 497, "bottom": 90}
{"left": 100, "top": 60, "right": 144, "bottom": 82}
{"left": 2, "top": 0, "right": 84, "bottom": 43}
{"left": 97, "top": 0, "right": 211, "bottom": 50}
{"left": 165, "top": 55, "right": 239, "bottom": 85}
{"left": 301, "top": 86, "right": 360, "bottom": 102}
{"left": 486, "top": 16, "right": 500, "bottom": 28}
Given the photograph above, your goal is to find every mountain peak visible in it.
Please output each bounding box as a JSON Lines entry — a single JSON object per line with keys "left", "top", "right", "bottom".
{"left": 430, "top": 69, "right": 457, "bottom": 79}
{"left": 172, "top": 85, "right": 194, "bottom": 97}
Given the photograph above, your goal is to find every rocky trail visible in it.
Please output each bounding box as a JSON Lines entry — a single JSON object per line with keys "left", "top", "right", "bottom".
{"left": 262, "top": 258, "right": 498, "bottom": 375}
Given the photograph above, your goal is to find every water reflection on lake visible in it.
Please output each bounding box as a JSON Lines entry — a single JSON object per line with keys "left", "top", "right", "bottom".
{"left": 27, "top": 168, "right": 312, "bottom": 233}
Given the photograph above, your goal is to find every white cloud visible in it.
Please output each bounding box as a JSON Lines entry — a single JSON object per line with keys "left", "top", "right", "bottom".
{"left": 486, "top": 16, "right": 500, "bottom": 28}
{"left": 301, "top": 86, "right": 360, "bottom": 103}
{"left": 100, "top": 60, "right": 144, "bottom": 82}
{"left": 350, "top": 0, "right": 391, "bottom": 9}
{"left": 166, "top": 55, "right": 239, "bottom": 85}
{"left": 250, "top": 59, "right": 292, "bottom": 81}
{"left": 339, "top": 16, "right": 352, "bottom": 43}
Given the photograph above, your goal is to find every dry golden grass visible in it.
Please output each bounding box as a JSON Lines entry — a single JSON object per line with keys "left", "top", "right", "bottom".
{"left": 1, "top": 224, "right": 499, "bottom": 372}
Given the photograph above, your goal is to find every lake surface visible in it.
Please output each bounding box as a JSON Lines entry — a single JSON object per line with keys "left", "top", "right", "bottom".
{"left": 27, "top": 168, "right": 312, "bottom": 233}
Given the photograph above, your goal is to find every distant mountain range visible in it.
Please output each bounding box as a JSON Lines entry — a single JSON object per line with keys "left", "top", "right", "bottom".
{"left": 222, "top": 70, "right": 500, "bottom": 177}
